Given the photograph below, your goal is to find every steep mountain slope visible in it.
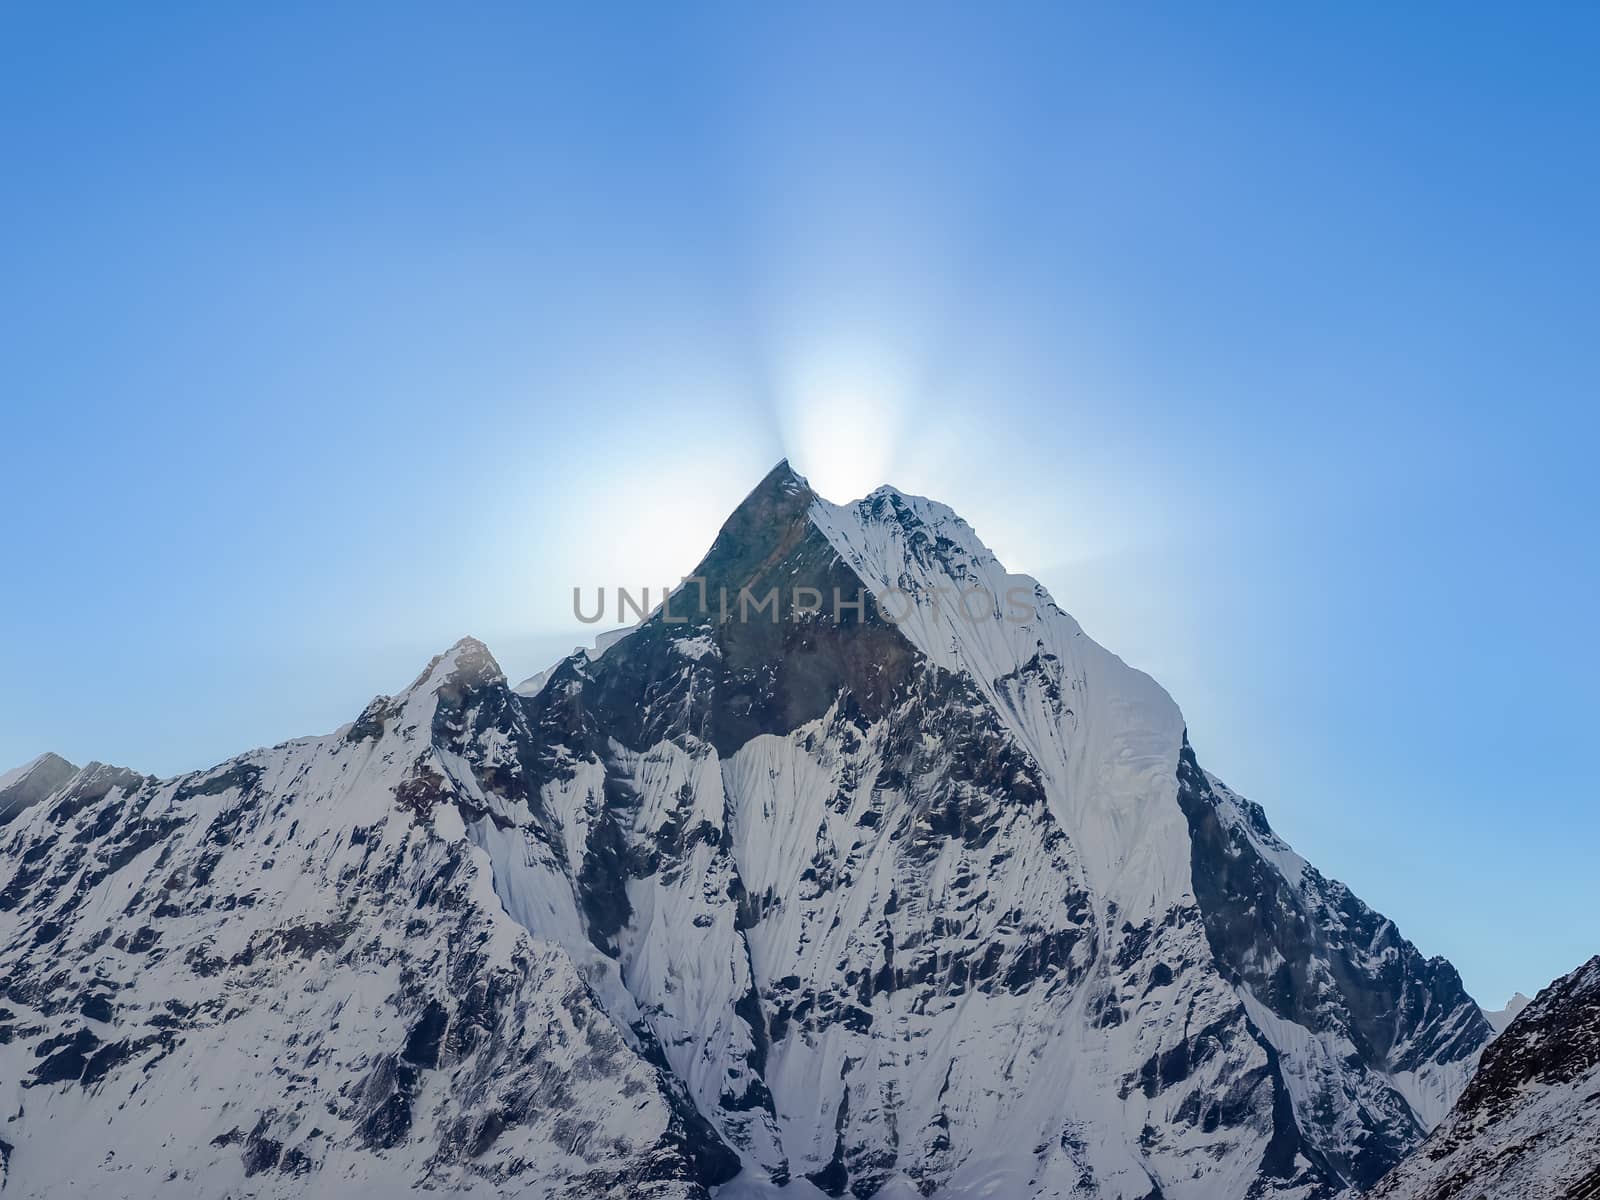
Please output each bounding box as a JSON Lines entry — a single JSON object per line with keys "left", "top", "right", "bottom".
{"left": 507, "top": 462, "right": 1488, "bottom": 1198}
{"left": 0, "top": 461, "right": 1494, "bottom": 1199}
{"left": 0, "top": 646, "right": 735, "bottom": 1199}
{"left": 1367, "top": 956, "right": 1600, "bottom": 1200}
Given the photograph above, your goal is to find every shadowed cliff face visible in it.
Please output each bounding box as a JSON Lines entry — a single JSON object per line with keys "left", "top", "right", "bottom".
{"left": 1177, "top": 739, "right": 1494, "bottom": 1189}
{"left": 528, "top": 460, "right": 919, "bottom": 759}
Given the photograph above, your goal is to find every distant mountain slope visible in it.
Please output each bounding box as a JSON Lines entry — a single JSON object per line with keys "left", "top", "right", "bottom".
{"left": 1484, "top": 991, "right": 1533, "bottom": 1034}
{"left": 1367, "top": 956, "right": 1600, "bottom": 1200}
{"left": 0, "top": 753, "right": 77, "bottom": 826}
{"left": 0, "top": 461, "right": 1495, "bottom": 1199}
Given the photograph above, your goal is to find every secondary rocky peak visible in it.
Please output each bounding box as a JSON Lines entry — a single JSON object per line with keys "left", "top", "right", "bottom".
{"left": 405, "top": 635, "right": 504, "bottom": 692}
{"left": 0, "top": 751, "right": 78, "bottom": 826}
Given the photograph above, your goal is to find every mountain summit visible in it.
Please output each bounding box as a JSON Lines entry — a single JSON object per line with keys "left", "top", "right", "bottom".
{"left": 0, "top": 463, "right": 1493, "bottom": 1199}
{"left": 0, "top": 753, "right": 77, "bottom": 826}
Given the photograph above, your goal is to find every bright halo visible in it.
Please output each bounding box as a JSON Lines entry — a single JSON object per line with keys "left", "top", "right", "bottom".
{"left": 775, "top": 346, "right": 906, "bottom": 502}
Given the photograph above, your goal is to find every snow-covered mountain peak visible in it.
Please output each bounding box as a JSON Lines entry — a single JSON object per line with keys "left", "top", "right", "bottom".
{"left": 338, "top": 636, "right": 508, "bottom": 753}
{"left": 807, "top": 480, "right": 1080, "bottom": 676}
{"left": 488, "top": 464, "right": 1493, "bottom": 1193}
{"left": 409, "top": 635, "right": 503, "bottom": 690}
{"left": 0, "top": 752, "right": 78, "bottom": 826}
{"left": 843, "top": 482, "right": 982, "bottom": 546}
{"left": 0, "top": 462, "right": 1504, "bottom": 1200}
{"left": 819, "top": 481, "right": 1004, "bottom": 581}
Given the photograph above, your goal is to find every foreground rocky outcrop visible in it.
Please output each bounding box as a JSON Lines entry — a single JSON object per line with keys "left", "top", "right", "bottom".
{"left": 1367, "top": 955, "right": 1600, "bottom": 1200}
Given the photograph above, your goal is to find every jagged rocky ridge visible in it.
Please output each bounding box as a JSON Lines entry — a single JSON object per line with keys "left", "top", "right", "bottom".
{"left": 1367, "top": 955, "right": 1600, "bottom": 1200}
{"left": 0, "top": 462, "right": 1494, "bottom": 1198}
{"left": 0, "top": 655, "right": 733, "bottom": 1199}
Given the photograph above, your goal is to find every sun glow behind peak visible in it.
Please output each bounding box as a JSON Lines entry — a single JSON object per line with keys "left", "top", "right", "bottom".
{"left": 774, "top": 346, "right": 909, "bottom": 504}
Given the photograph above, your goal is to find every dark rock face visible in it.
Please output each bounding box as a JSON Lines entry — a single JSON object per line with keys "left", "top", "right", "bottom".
{"left": 1177, "top": 739, "right": 1492, "bottom": 1189}
{"left": 532, "top": 461, "right": 918, "bottom": 759}
{"left": 0, "top": 462, "right": 1499, "bottom": 1200}
{"left": 1463, "top": 956, "right": 1600, "bottom": 1110}
{"left": 1367, "top": 955, "right": 1600, "bottom": 1200}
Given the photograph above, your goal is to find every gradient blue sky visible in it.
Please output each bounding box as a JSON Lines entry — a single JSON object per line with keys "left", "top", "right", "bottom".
{"left": 2, "top": 5, "right": 1596, "bottom": 1006}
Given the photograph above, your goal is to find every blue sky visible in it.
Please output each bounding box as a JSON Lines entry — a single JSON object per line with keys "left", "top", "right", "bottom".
{"left": 2, "top": 4, "right": 1595, "bottom": 1005}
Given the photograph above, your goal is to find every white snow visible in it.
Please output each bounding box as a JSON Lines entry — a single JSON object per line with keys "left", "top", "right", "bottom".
{"left": 513, "top": 625, "right": 636, "bottom": 696}
{"left": 672, "top": 633, "right": 720, "bottom": 661}
{"left": 1485, "top": 991, "right": 1533, "bottom": 1034}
